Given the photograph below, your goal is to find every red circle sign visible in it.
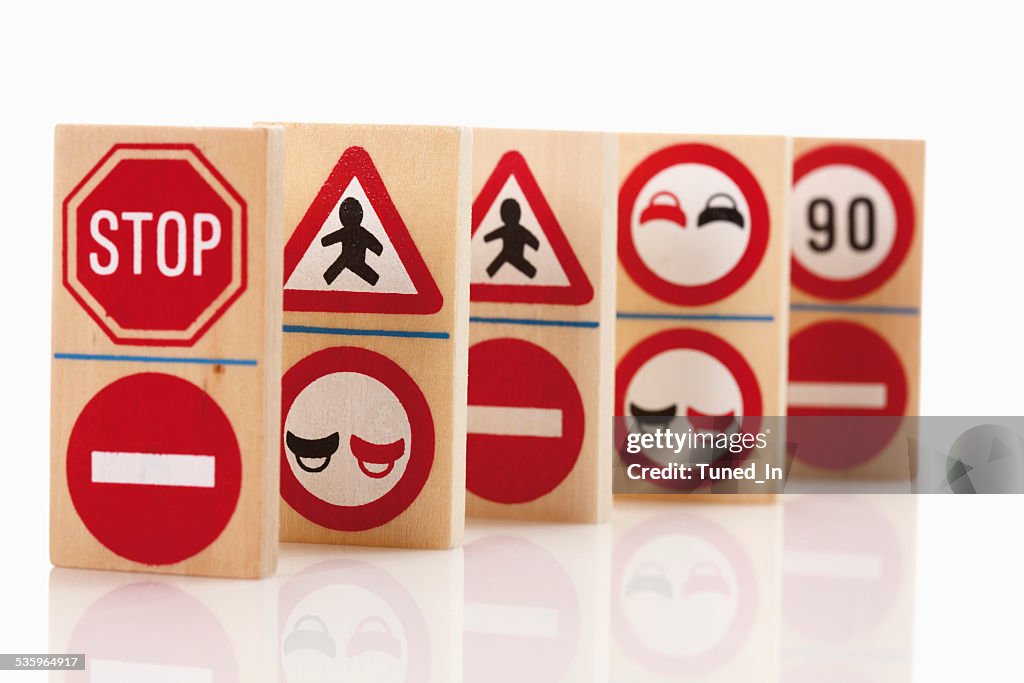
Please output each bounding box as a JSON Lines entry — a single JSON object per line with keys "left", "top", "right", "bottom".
{"left": 63, "top": 144, "right": 247, "bottom": 346}
{"left": 66, "top": 373, "right": 242, "bottom": 565}
{"left": 616, "top": 328, "right": 763, "bottom": 490}
{"left": 281, "top": 347, "right": 434, "bottom": 531}
{"left": 788, "top": 320, "right": 907, "bottom": 469}
{"left": 467, "top": 338, "right": 584, "bottom": 504}
{"left": 619, "top": 144, "right": 770, "bottom": 305}
{"left": 791, "top": 145, "right": 914, "bottom": 299}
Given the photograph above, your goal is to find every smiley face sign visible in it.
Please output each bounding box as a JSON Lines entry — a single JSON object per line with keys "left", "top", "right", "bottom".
{"left": 616, "top": 329, "right": 762, "bottom": 486}
{"left": 619, "top": 144, "right": 770, "bottom": 305}
{"left": 790, "top": 145, "right": 914, "bottom": 300}
{"left": 281, "top": 347, "right": 434, "bottom": 531}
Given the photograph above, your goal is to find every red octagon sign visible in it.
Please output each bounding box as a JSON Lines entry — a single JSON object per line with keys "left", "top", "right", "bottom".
{"left": 63, "top": 144, "right": 247, "bottom": 346}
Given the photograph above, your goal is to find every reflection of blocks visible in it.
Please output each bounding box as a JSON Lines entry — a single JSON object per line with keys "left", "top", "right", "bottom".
{"left": 50, "top": 125, "right": 283, "bottom": 578}
{"left": 464, "top": 520, "right": 610, "bottom": 683}
{"left": 788, "top": 138, "right": 924, "bottom": 480}
{"left": 615, "top": 134, "right": 791, "bottom": 500}
{"left": 277, "top": 544, "right": 462, "bottom": 683}
{"left": 49, "top": 567, "right": 278, "bottom": 682}
{"left": 274, "top": 124, "right": 470, "bottom": 549}
{"left": 610, "top": 500, "right": 781, "bottom": 681}
{"left": 467, "top": 129, "right": 615, "bottom": 522}
{"left": 781, "top": 495, "right": 916, "bottom": 682}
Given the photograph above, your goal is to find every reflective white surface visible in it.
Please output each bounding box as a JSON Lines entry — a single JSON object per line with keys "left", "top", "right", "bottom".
{"left": 43, "top": 496, "right": 920, "bottom": 682}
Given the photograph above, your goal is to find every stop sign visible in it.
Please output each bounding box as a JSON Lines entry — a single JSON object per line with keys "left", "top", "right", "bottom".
{"left": 63, "top": 144, "right": 246, "bottom": 346}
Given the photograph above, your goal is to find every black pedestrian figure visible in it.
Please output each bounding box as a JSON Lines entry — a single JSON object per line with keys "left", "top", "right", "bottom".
{"left": 484, "top": 198, "right": 539, "bottom": 278}
{"left": 321, "top": 197, "right": 383, "bottom": 286}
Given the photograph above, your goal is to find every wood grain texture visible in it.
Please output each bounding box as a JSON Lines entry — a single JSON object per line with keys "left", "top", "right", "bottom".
{"left": 273, "top": 124, "right": 470, "bottom": 549}
{"left": 615, "top": 134, "right": 791, "bottom": 501}
{"left": 787, "top": 138, "right": 923, "bottom": 479}
{"left": 50, "top": 124, "right": 283, "bottom": 578}
{"left": 466, "top": 129, "right": 615, "bottom": 523}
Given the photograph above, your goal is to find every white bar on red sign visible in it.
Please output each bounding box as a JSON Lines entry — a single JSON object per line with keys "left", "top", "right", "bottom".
{"left": 787, "top": 381, "right": 888, "bottom": 409}
{"left": 90, "top": 451, "right": 216, "bottom": 488}
{"left": 464, "top": 602, "right": 560, "bottom": 638}
{"left": 467, "top": 406, "right": 563, "bottom": 438}
{"left": 89, "top": 659, "right": 213, "bottom": 683}
{"left": 783, "top": 550, "right": 884, "bottom": 580}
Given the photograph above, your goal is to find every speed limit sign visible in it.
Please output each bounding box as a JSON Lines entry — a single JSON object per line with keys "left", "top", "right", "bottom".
{"left": 790, "top": 145, "right": 915, "bottom": 300}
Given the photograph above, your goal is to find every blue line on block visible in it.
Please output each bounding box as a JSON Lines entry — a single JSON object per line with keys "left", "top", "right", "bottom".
{"left": 283, "top": 325, "right": 450, "bottom": 340}
{"left": 616, "top": 312, "right": 775, "bottom": 323}
{"left": 54, "top": 353, "right": 258, "bottom": 366}
{"left": 790, "top": 303, "right": 921, "bottom": 316}
{"left": 469, "top": 316, "right": 600, "bottom": 329}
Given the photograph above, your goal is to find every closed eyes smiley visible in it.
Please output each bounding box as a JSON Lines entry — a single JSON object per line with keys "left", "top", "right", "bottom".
{"left": 629, "top": 404, "right": 737, "bottom": 433}
{"left": 287, "top": 431, "right": 406, "bottom": 479}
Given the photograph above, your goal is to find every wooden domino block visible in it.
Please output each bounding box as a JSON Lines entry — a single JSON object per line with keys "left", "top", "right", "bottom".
{"left": 50, "top": 124, "right": 284, "bottom": 578}
{"left": 273, "top": 124, "right": 470, "bottom": 549}
{"left": 614, "top": 134, "right": 791, "bottom": 497}
{"left": 466, "top": 128, "right": 615, "bottom": 523}
{"left": 787, "top": 139, "right": 924, "bottom": 479}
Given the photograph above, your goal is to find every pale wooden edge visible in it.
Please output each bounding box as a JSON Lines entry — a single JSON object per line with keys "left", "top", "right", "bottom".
{"left": 257, "top": 126, "right": 285, "bottom": 576}
{"left": 447, "top": 126, "right": 473, "bottom": 546}
{"left": 49, "top": 126, "right": 62, "bottom": 568}
{"left": 595, "top": 132, "right": 618, "bottom": 523}
{"left": 778, "top": 137, "right": 794, "bottom": 419}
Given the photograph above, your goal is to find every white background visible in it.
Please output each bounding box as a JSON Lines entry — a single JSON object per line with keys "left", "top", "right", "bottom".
{"left": 0, "top": 0, "right": 1021, "bottom": 680}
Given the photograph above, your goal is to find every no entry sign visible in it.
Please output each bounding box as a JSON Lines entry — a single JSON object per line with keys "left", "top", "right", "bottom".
{"left": 66, "top": 373, "right": 242, "bottom": 565}
{"left": 281, "top": 346, "right": 435, "bottom": 531}
{"left": 466, "top": 338, "right": 585, "bottom": 504}
{"left": 63, "top": 144, "right": 246, "bottom": 346}
{"left": 619, "top": 144, "right": 770, "bottom": 306}
{"left": 788, "top": 320, "right": 907, "bottom": 469}
{"left": 790, "top": 144, "right": 914, "bottom": 300}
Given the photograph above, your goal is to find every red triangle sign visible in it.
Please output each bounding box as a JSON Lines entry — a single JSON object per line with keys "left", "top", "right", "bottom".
{"left": 283, "top": 146, "right": 443, "bottom": 314}
{"left": 471, "top": 151, "right": 593, "bottom": 305}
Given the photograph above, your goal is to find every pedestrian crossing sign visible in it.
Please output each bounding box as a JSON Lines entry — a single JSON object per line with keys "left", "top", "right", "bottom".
{"left": 283, "top": 145, "right": 443, "bottom": 314}
{"left": 470, "top": 151, "right": 593, "bottom": 305}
